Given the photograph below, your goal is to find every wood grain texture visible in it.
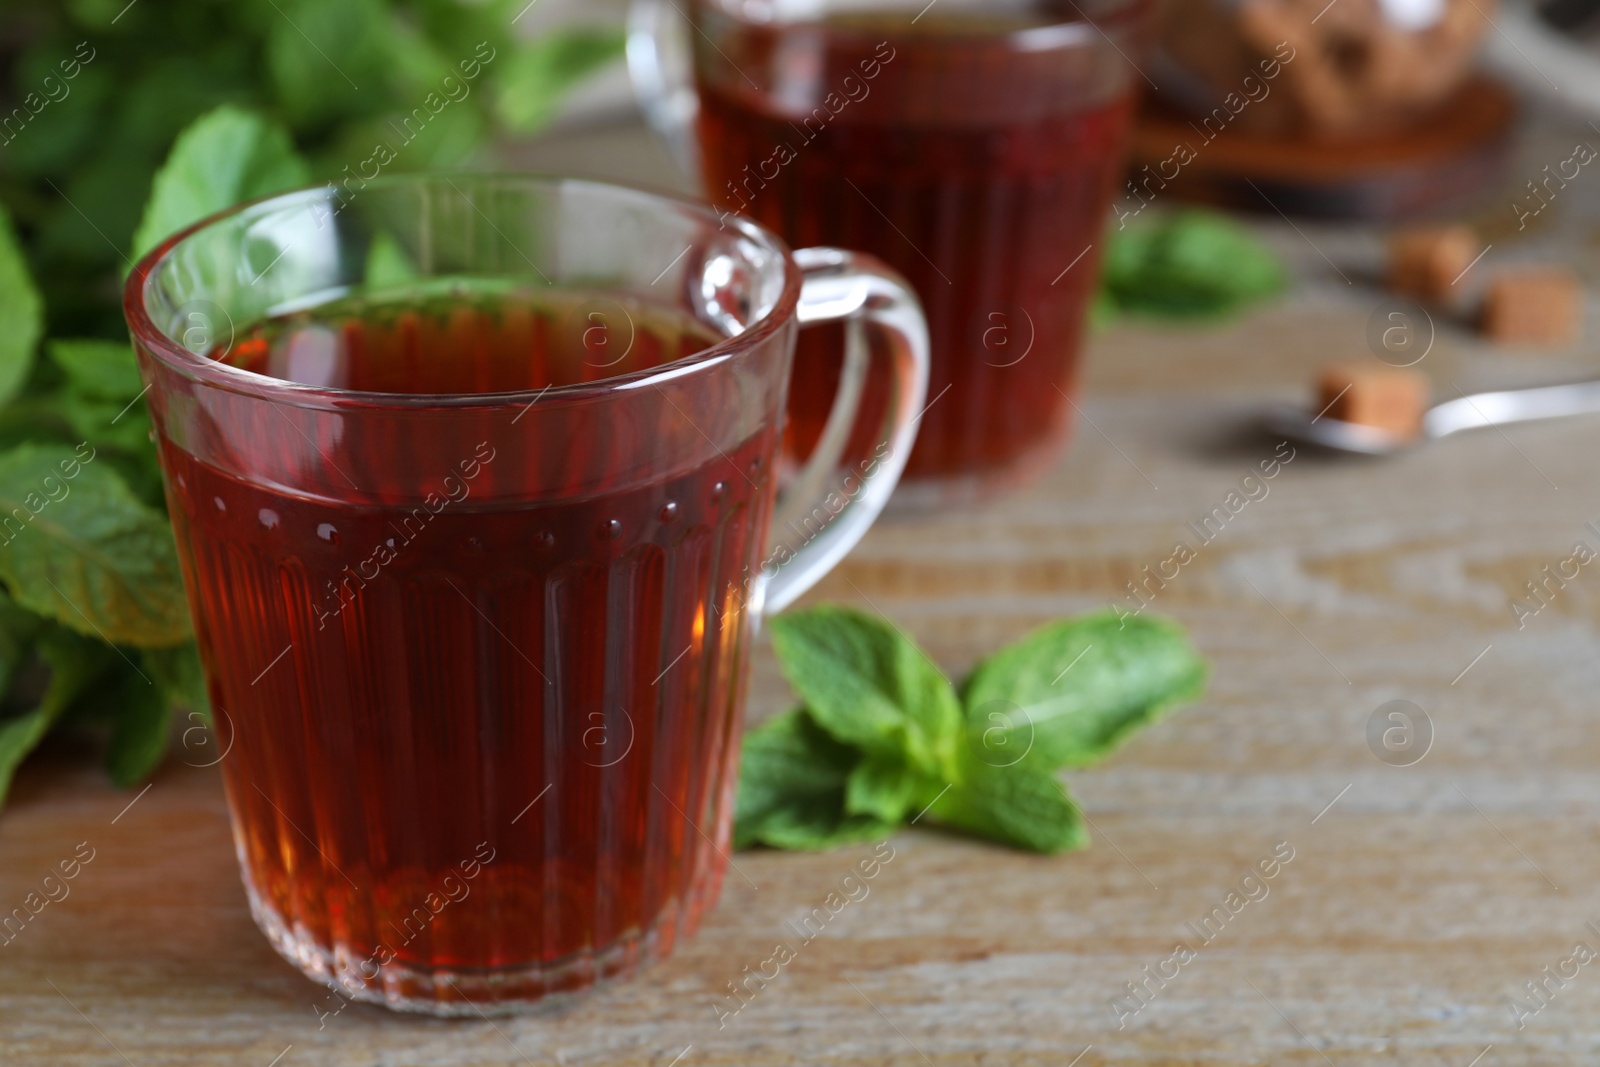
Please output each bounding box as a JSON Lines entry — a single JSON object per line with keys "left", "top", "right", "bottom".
{"left": 6, "top": 118, "right": 1600, "bottom": 1066}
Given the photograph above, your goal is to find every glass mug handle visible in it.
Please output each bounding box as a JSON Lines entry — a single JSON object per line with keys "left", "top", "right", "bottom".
{"left": 760, "top": 247, "right": 930, "bottom": 615}
{"left": 626, "top": 0, "right": 702, "bottom": 180}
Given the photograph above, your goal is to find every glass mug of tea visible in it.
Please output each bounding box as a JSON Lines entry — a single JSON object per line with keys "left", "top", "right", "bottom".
{"left": 630, "top": 0, "right": 1151, "bottom": 507}
{"left": 124, "top": 175, "right": 927, "bottom": 1015}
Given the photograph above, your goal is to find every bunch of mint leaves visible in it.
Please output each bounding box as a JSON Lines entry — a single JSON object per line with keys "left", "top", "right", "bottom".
{"left": 736, "top": 607, "right": 1207, "bottom": 853}
{"left": 0, "top": 5, "right": 624, "bottom": 809}
{"left": 5, "top": 0, "right": 623, "bottom": 338}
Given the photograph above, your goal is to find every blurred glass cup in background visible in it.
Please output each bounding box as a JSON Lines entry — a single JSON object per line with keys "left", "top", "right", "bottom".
{"left": 632, "top": 0, "right": 1152, "bottom": 508}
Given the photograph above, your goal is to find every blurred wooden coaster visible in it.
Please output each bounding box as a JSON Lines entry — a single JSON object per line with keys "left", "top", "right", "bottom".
{"left": 1129, "top": 76, "right": 1518, "bottom": 222}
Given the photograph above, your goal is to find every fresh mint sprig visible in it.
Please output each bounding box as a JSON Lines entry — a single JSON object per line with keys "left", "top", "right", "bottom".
{"left": 735, "top": 607, "right": 1208, "bottom": 854}
{"left": 1099, "top": 210, "right": 1286, "bottom": 321}
{"left": 0, "top": 107, "right": 305, "bottom": 808}
{"left": 0, "top": 0, "right": 624, "bottom": 809}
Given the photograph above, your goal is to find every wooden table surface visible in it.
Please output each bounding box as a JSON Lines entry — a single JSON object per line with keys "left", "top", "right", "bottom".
{"left": 7, "top": 118, "right": 1600, "bottom": 1066}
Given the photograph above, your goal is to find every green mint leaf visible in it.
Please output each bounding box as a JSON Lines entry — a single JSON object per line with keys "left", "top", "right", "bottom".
{"left": 845, "top": 751, "right": 938, "bottom": 825}
{"left": 0, "top": 591, "right": 46, "bottom": 699}
{"left": 105, "top": 669, "right": 171, "bottom": 788}
{"left": 928, "top": 759, "right": 1088, "bottom": 854}
{"left": 494, "top": 30, "right": 627, "bottom": 132}
{"left": 0, "top": 204, "right": 44, "bottom": 408}
{"left": 0, "top": 708, "right": 51, "bottom": 808}
{"left": 142, "top": 641, "right": 211, "bottom": 720}
{"left": 735, "top": 707, "right": 863, "bottom": 849}
{"left": 98, "top": 451, "right": 168, "bottom": 511}
{"left": 0, "top": 625, "right": 117, "bottom": 807}
{"left": 53, "top": 392, "right": 155, "bottom": 457}
{"left": 265, "top": 0, "right": 391, "bottom": 128}
{"left": 767, "top": 606, "right": 960, "bottom": 778}
{"left": 733, "top": 707, "right": 894, "bottom": 850}
{"left": 365, "top": 232, "right": 421, "bottom": 290}
{"left": 742, "top": 608, "right": 1207, "bottom": 852}
{"left": 741, "top": 804, "right": 893, "bottom": 852}
{"left": 0, "top": 444, "right": 191, "bottom": 647}
{"left": 1103, "top": 210, "right": 1286, "bottom": 319}
{"left": 962, "top": 611, "right": 1206, "bottom": 770}
{"left": 132, "top": 104, "right": 311, "bottom": 260}
{"left": 0, "top": 398, "right": 80, "bottom": 454}
{"left": 48, "top": 340, "right": 146, "bottom": 402}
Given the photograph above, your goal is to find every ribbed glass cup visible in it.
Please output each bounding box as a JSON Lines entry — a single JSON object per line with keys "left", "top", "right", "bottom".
{"left": 123, "top": 175, "right": 928, "bottom": 1015}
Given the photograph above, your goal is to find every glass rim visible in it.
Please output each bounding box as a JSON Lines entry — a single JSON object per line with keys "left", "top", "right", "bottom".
{"left": 123, "top": 172, "right": 803, "bottom": 412}
{"left": 695, "top": 0, "right": 1152, "bottom": 47}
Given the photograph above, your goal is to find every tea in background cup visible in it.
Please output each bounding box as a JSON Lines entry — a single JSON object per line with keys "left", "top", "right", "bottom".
{"left": 632, "top": 0, "right": 1151, "bottom": 506}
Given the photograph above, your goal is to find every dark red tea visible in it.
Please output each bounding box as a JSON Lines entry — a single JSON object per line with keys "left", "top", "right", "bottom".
{"left": 692, "top": 1, "right": 1141, "bottom": 490}
{"left": 167, "top": 287, "right": 772, "bottom": 1004}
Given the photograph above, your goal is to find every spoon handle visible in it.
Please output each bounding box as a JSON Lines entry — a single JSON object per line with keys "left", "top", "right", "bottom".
{"left": 1426, "top": 380, "right": 1600, "bottom": 438}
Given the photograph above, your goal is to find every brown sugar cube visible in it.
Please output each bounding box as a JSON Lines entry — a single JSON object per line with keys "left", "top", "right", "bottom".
{"left": 1388, "top": 226, "right": 1480, "bottom": 302}
{"left": 1481, "top": 268, "right": 1583, "bottom": 347}
{"left": 1317, "top": 361, "right": 1430, "bottom": 439}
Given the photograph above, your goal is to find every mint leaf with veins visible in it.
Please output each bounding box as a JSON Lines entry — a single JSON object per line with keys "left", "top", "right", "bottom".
{"left": 767, "top": 606, "right": 961, "bottom": 779}
{"left": 961, "top": 612, "right": 1207, "bottom": 771}
{"left": 48, "top": 340, "right": 146, "bottom": 402}
{"left": 736, "top": 606, "right": 1206, "bottom": 854}
{"left": 132, "top": 105, "right": 310, "bottom": 260}
{"left": 734, "top": 708, "right": 892, "bottom": 851}
{"left": 927, "top": 753, "right": 1088, "bottom": 854}
{"left": 0, "top": 444, "right": 191, "bottom": 647}
{"left": 845, "top": 750, "right": 940, "bottom": 825}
